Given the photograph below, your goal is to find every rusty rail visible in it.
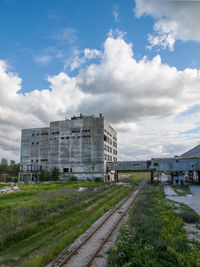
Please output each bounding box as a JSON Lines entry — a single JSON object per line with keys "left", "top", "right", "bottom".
{"left": 58, "top": 178, "right": 148, "bottom": 267}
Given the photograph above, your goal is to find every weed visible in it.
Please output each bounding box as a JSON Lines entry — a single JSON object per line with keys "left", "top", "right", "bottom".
{"left": 108, "top": 185, "right": 200, "bottom": 267}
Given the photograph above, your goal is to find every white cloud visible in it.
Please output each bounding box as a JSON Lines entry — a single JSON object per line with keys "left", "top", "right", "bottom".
{"left": 134, "top": 0, "right": 200, "bottom": 50}
{"left": 113, "top": 5, "right": 120, "bottom": 22}
{"left": 1, "top": 34, "right": 200, "bottom": 161}
{"left": 33, "top": 47, "right": 65, "bottom": 65}
{"left": 69, "top": 48, "right": 101, "bottom": 71}
{"left": 51, "top": 27, "right": 77, "bottom": 44}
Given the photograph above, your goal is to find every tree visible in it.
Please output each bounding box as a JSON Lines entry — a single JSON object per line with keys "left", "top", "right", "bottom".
{"left": 1, "top": 158, "right": 8, "bottom": 166}
{"left": 51, "top": 167, "right": 59, "bottom": 180}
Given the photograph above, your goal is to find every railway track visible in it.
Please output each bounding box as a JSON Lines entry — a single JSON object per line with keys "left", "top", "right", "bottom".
{"left": 57, "top": 178, "right": 148, "bottom": 267}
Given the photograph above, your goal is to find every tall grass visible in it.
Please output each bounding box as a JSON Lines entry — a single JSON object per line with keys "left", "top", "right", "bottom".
{"left": 0, "top": 174, "right": 147, "bottom": 266}
{"left": 108, "top": 185, "right": 200, "bottom": 266}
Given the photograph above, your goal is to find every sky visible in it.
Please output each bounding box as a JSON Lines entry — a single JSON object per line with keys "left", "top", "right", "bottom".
{"left": 1, "top": 0, "right": 200, "bottom": 162}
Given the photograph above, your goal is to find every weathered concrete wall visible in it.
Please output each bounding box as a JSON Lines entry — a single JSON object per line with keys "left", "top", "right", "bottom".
{"left": 103, "top": 118, "right": 117, "bottom": 181}
{"left": 150, "top": 158, "right": 200, "bottom": 172}
{"left": 107, "top": 161, "right": 148, "bottom": 172}
{"left": 20, "top": 115, "right": 117, "bottom": 181}
{"left": 21, "top": 127, "right": 49, "bottom": 171}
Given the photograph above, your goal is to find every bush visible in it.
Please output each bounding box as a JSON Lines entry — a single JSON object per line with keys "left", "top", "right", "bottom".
{"left": 51, "top": 167, "right": 59, "bottom": 181}
{"left": 94, "top": 177, "right": 102, "bottom": 182}
{"left": 39, "top": 170, "right": 50, "bottom": 181}
{"left": 70, "top": 176, "right": 78, "bottom": 181}
{"left": 179, "top": 212, "right": 199, "bottom": 223}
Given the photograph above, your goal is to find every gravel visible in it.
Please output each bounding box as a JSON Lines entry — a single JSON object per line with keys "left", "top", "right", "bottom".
{"left": 164, "top": 184, "right": 200, "bottom": 216}
{"left": 48, "top": 186, "right": 142, "bottom": 267}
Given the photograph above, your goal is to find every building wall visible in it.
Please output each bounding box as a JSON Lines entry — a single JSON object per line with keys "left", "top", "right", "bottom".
{"left": 20, "top": 115, "right": 117, "bottom": 181}
{"left": 103, "top": 118, "right": 117, "bottom": 181}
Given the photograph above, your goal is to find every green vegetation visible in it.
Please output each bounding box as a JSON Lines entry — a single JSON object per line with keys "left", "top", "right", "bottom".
{"left": 108, "top": 185, "right": 200, "bottom": 267}
{"left": 0, "top": 158, "right": 19, "bottom": 182}
{"left": 172, "top": 185, "right": 192, "bottom": 196}
{"left": 39, "top": 167, "right": 60, "bottom": 181}
{"left": 0, "top": 172, "right": 148, "bottom": 266}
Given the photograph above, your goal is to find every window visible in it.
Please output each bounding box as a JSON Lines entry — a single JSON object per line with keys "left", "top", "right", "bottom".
{"left": 153, "top": 163, "right": 158, "bottom": 166}
{"left": 32, "top": 133, "right": 35, "bottom": 137}
{"left": 32, "top": 142, "right": 34, "bottom": 145}
{"left": 70, "top": 168, "right": 72, "bottom": 172}
{"left": 61, "top": 137, "right": 64, "bottom": 140}
{"left": 41, "top": 133, "right": 48, "bottom": 136}
{"left": 63, "top": 168, "right": 69, "bottom": 173}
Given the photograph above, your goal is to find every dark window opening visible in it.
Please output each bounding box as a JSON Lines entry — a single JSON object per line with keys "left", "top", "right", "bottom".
{"left": 70, "top": 168, "right": 72, "bottom": 172}
{"left": 63, "top": 168, "right": 69, "bottom": 173}
{"left": 153, "top": 163, "right": 158, "bottom": 166}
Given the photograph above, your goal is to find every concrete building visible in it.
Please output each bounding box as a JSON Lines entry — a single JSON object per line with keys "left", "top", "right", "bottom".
{"left": 19, "top": 114, "right": 117, "bottom": 182}
{"left": 181, "top": 144, "right": 200, "bottom": 158}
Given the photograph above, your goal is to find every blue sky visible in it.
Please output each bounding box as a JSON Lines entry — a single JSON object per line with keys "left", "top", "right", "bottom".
{"left": 1, "top": 0, "right": 200, "bottom": 161}
{"left": 1, "top": 0, "right": 199, "bottom": 91}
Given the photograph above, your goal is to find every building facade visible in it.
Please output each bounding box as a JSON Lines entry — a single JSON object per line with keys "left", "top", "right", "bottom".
{"left": 20, "top": 114, "right": 117, "bottom": 181}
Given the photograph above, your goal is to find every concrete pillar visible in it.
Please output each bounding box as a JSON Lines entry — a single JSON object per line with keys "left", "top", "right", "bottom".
{"left": 150, "top": 171, "right": 153, "bottom": 184}
{"left": 197, "top": 171, "right": 200, "bottom": 184}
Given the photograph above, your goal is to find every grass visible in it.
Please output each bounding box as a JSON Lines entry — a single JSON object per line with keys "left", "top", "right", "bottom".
{"left": 0, "top": 173, "right": 148, "bottom": 266}
{"left": 108, "top": 184, "right": 200, "bottom": 267}
{"left": 172, "top": 185, "right": 192, "bottom": 196}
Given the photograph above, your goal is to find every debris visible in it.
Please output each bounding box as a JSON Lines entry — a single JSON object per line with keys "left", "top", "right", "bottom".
{"left": 0, "top": 186, "right": 20, "bottom": 194}
{"left": 115, "top": 182, "right": 131, "bottom": 187}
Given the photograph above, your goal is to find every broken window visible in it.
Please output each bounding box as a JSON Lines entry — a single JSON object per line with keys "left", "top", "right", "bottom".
{"left": 63, "top": 168, "right": 69, "bottom": 172}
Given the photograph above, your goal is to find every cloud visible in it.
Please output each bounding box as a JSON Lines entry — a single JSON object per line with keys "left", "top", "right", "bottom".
{"left": 1, "top": 34, "right": 200, "bottom": 161}
{"left": 51, "top": 27, "right": 77, "bottom": 44}
{"left": 113, "top": 5, "right": 120, "bottom": 22}
{"left": 134, "top": 0, "right": 200, "bottom": 50}
{"left": 33, "top": 47, "right": 65, "bottom": 65}
{"left": 69, "top": 48, "right": 101, "bottom": 71}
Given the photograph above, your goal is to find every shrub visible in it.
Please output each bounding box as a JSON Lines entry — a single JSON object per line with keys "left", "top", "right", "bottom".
{"left": 39, "top": 170, "right": 50, "bottom": 181}
{"left": 94, "top": 177, "right": 102, "bottom": 182}
{"left": 70, "top": 176, "right": 78, "bottom": 181}
{"left": 179, "top": 212, "right": 199, "bottom": 223}
{"left": 51, "top": 167, "right": 59, "bottom": 181}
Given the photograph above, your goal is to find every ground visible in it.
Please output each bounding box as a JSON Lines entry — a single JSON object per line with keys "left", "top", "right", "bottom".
{"left": 108, "top": 175, "right": 200, "bottom": 267}
{"left": 0, "top": 173, "right": 147, "bottom": 267}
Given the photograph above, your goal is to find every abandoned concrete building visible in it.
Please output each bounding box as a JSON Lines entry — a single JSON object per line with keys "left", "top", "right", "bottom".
{"left": 19, "top": 114, "right": 117, "bottom": 181}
